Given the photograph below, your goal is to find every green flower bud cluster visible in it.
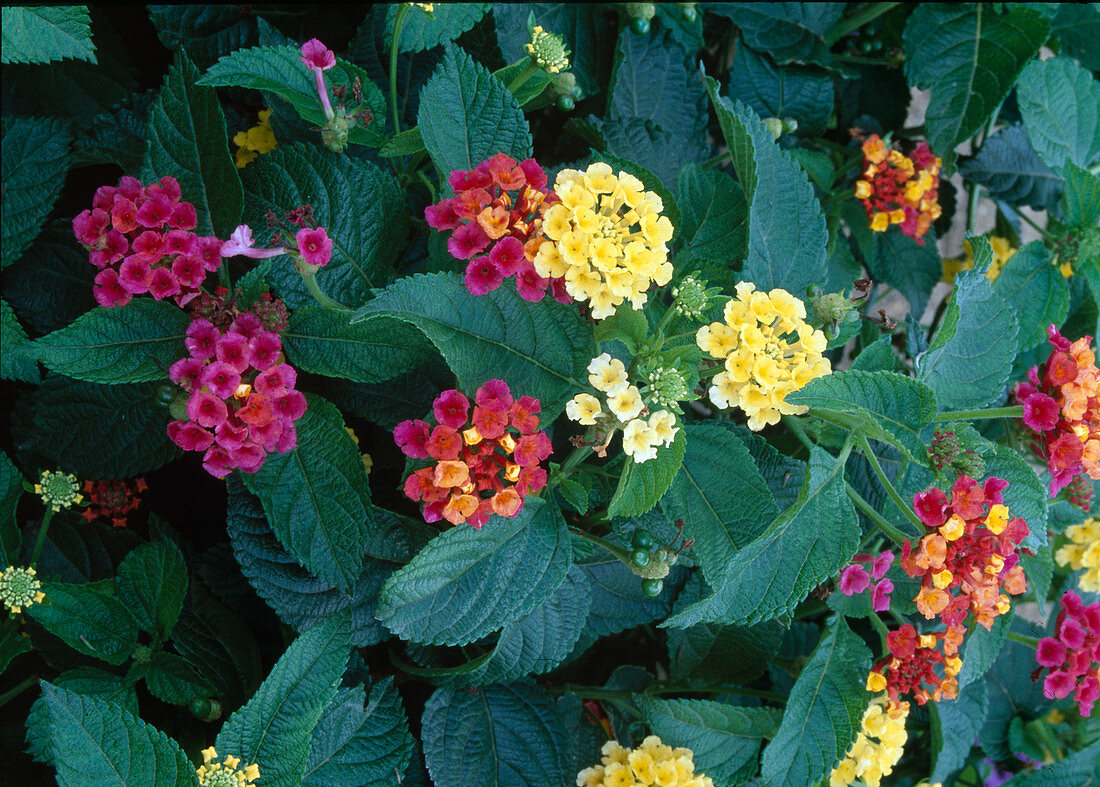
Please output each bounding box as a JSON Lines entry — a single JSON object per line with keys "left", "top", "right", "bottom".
{"left": 35, "top": 469, "right": 82, "bottom": 512}
{"left": 644, "top": 365, "right": 692, "bottom": 411}
{"left": 928, "top": 428, "right": 986, "bottom": 480}
{"left": 672, "top": 274, "right": 712, "bottom": 320}
{"left": 526, "top": 26, "right": 570, "bottom": 74}
{"left": 322, "top": 110, "right": 353, "bottom": 153}
{"left": 1, "top": 565, "right": 44, "bottom": 614}
{"left": 805, "top": 284, "right": 864, "bottom": 340}
{"left": 628, "top": 524, "right": 692, "bottom": 596}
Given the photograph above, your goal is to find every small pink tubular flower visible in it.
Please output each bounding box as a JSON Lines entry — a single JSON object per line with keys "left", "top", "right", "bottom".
{"left": 221, "top": 225, "right": 286, "bottom": 259}
{"left": 300, "top": 38, "right": 335, "bottom": 119}
{"left": 1022, "top": 392, "right": 1060, "bottom": 431}
{"left": 295, "top": 227, "right": 333, "bottom": 267}
{"left": 838, "top": 564, "right": 870, "bottom": 596}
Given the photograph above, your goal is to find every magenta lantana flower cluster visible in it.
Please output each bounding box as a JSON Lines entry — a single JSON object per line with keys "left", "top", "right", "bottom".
{"left": 1035, "top": 591, "right": 1100, "bottom": 717}
{"left": 838, "top": 550, "right": 895, "bottom": 612}
{"left": 167, "top": 313, "right": 306, "bottom": 478}
{"left": 73, "top": 175, "right": 223, "bottom": 308}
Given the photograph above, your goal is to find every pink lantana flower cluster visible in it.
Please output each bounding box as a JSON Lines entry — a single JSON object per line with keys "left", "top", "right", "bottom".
{"left": 425, "top": 153, "right": 570, "bottom": 303}
{"left": 1035, "top": 591, "right": 1100, "bottom": 717}
{"left": 73, "top": 175, "right": 222, "bottom": 308}
{"left": 167, "top": 313, "right": 306, "bottom": 478}
{"left": 838, "top": 550, "right": 895, "bottom": 612}
{"left": 394, "top": 380, "right": 552, "bottom": 529}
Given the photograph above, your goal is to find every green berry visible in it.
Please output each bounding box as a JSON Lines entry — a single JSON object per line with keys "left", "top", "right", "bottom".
{"left": 156, "top": 384, "right": 176, "bottom": 405}
{"left": 631, "top": 549, "right": 650, "bottom": 567}
{"left": 806, "top": 284, "right": 824, "bottom": 299}
{"left": 189, "top": 698, "right": 222, "bottom": 722}
{"left": 641, "top": 578, "right": 664, "bottom": 596}
{"left": 860, "top": 39, "right": 874, "bottom": 54}
{"left": 630, "top": 17, "right": 650, "bottom": 35}
{"left": 631, "top": 529, "right": 655, "bottom": 550}
{"left": 556, "top": 95, "right": 575, "bottom": 112}
{"left": 653, "top": 548, "right": 669, "bottom": 563}
{"left": 682, "top": 6, "right": 697, "bottom": 22}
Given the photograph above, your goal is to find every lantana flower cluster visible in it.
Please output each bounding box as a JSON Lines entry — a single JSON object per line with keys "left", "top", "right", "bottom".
{"left": 576, "top": 737, "right": 713, "bottom": 787}
{"left": 854, "top": 134, "right": 942, "bottom": 243}
{"left": 829, "top": 694, "right": 909, "bottom": 787}
{"left": 196, "top": 746, "right": 260, "bottom": 787}
{"left": 566, "top": 354, "right": 679, "bottom": 464}
{"left": 1014, "top": 326, "right": 1100, "bottom": 496}
{"left": 167, "top": 313, "right": 306, "bottom": 479}
{"left": 426, "top": 153, "right": 567, "bottom": 302}
{"left": 1, "top": 565, "right": 45, "bottom": 614}
{"left": 906, "top": 476, "right": 1029, "bottom": 635}
{"left": 1056, "top": 517, "right": 1100, "bottom": 593}
{"left": 394, "top": 380, "right": 552, "bottom": 529}
{"left": 867, "top": 624, "right": 962, "bottom": 706}
{"left": 34, "top": 469, "right": 82, "bottom": 512}
{"left": 696, "top": 282, "right": 831, "bottom": 431}
{"left": 73, "top": 175, "right": 222, "bottom": 308}
{"left": 838, "top": 550, "right": 895, "bottom": 612}
{"left": 1034, "top": 591, "right": 1100, "bottom": 717}
{"left": 81, "top": 478, "right": 147, "bottom": 528}
{"left": 534, "top": 162, "right": 674, "bottom": 319}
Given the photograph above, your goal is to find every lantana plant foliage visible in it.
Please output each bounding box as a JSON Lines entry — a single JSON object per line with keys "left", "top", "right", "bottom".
{"left": 2, "top": 3, "right": 1100, "bottom": 786}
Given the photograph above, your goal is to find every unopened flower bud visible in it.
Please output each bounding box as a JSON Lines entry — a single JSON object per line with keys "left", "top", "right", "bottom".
{"left": 525, "top": 26, "right": 570, "bottom": 74}
{"left": 321, "top": 112, "right": 352, "bottom": 153}
{"left": 782, "top": 118, "right": 799, "bottom": 134}
{"left": 763, "top": 117, "right": 783, "bottom": 139}
{"left": 672, "top": 274, "right": 709, "bottom": 319}
{"left": 928, "top": 429, "right": 961, "bottom": 470}
{"left": 953, "top": 448, "right": 985, "bottom": 480}
{"left": 645, "top": 366, "right": 691, "bottom": 410}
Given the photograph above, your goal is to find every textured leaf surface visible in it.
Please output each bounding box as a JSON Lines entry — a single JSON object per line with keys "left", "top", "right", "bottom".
{"left": 141, "top": 53, "right": 242, "bottom": 237}
{"left": 931, "top": 681, "right": 986, "bottom": 783}
{"left": 0, "top": 451, "right": 21, "bottom": 565}
{"left": 608, "top": 427, "right": 686, "bottom": 519}
{"left": 868, "top": 227, "right": 943, "bottom": 320}
{"left": 1, "top": 299, "right": 39, "bottom": 383}
{"left": 354, "top": 272, "right": 593, "bottom": 418}
{"left": 35, "top": 301, "right": 190, "bottom": 384}
{"left": 1061, "top": 161, "right": 1100, "bottom": 229}
{"left": 992, "top": 242, "right": 1068, "bottom": 352}
{"left": 492, "top": 3, "right": 605, "bottom": 97}
{"left": 1016, "top": 56, "right": 1100, "bottom": 175}
{"left": 1, "top": 6, "right": 95, "bottom": 64}
{"left": 132, "top": 652, "right": 215, "bottom": 706}
{"left": 579, "top": 557, "right": 685, "bottom": 637}
{"left": 665, "top": 425, "right": 777, "bottom": 588}
{"left": 302, "top": 679, "right": 414, "bottom": 787}
{"left": 903, "top": 5, "right": 1049, "bottom": 164}
{"left": 29, "top": 582, "right": 138, "bottom": 665}
{"left": 115, "top": 541, "right": 187, "bottom": 640}
{"left": 242, "top": 144, "right": 408, "bottom": 309}
{"left": 198, "top": 46, "right": 385, "bottom": 146}
{"left": 421, "top": 680, "right": 571, "bottom": 787}
{"left": 727, "top": 43, "right": 834, "bottom": 135}
{"left": 4, "top": 226, "right": 96, "bottom": 334}
{"left": 959, "top": 125, "right": 1063, "bottom": 211}
{"left": 282, "top": 306, "right": 435, "bottom": 385}
{"left": 704, "top": 78, "right": 828, "bottom": 294}
{"left": 641, "top": 698, "right": 780, "bottom": 785}
{"left": 676, "top": 165, "right": 748, "bottom": 266}
{"left": 918, "top": 269, "right": 1020, "bottom": 410}
{"left": 1006, "top": 740, "right": 1100, "bottom": 785}
{"left": 1, "top": 116, "right": 70, "bottom": 269}
{"left": 787, "top": 370, "right": 938, "bottom": 462}
{"left": 709, "top": 3, "right": 842, "bottom": 66}
{"left": 387, "top": 3, "right": 487, "bottom": 53}
{"left": 241, "top": 396, "right": 373, "bottom": 593}
{"left": 376, "top": 499, "right": 571, "bottom": 646}
{"left": 41, "top": 683, "right": 197, "bottom": 787}
{"left": 760, "top": 617, "right": 872, "bottom": 787}
{"left": 418, "top": 45, "right": 531, "bottom": 177}
{"left": 216, "top": 614, "right": 351, "bottom": 787}
{"left": 666, "top": 445, "right": 858, "bottom": 627}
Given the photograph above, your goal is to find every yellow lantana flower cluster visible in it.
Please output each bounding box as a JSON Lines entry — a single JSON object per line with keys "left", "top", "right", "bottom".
{"left": 941, "top": 236, "right": 1017, "bottom": 283}
{"left": 566, "top": 354, "right": 678, "bottom": 463}
{"left": 576, "top": 737, "right": 714, "bottom": 787}
{"left": 534, "top": 163, "right": 674, "bottom": 319}
{"left": 830, "top": 695, "right": 910, "bottom": 787}
{"left": 1056, "top": 517, "right": 1100, "bottom": 593}
{"left": 696, "top": 282, "right": 830, "bottom": 431}
{"left": 234, "top": 109, "right": 277, "bottom": 168}
{"left": 196, "top": 747, "right": 260, "bottom": 787}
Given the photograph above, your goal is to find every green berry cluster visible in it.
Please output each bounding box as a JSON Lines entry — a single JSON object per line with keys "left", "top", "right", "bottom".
{"left": 628, "top": 524, "right": 692, "bottom": 596}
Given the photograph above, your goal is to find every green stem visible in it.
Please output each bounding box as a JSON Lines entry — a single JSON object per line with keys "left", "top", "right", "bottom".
{"left": 856, "top": 434, "right": 925, "bottom": 531}
{"left": 782, "top": 414, "right": 816, "bottom": 454}
{"left": 0, "top": 676, "right": 37, "bottom": 708}
{"left": 869, "top": 611, "right": 891, "bottom": 651}
{"left": 824, "top": 2, "right": 901, "bottom": 45}
{"left": 1006, "top": 631, "right": 1040, "bottom": 649}
{"left": 1017, "top": 209, "right": 1056, "bottom": 242}
{"left": 556, "top": 445, "right": 592, "bottom": 482}
{"left": 302, "top": 274, "right": 350, "bottom": 311}
{"left": 389, "top": 3, "right": 411, "bottom": 136}
{"left": 505, "top": 60, "right": 541, "bottom": 94}
{"left": 702, "top": 151, "right": 731, "bottom": 169}
{"left": 29, "top": 510, "right": 54, "bottom": 568}
{"left": 218, "top": 262, "right": 232, "bottom": 291}
{"left": 572, "top": 529, "right": 632, "bottom": 565}
{"left": 847, "top": 485, "right": 910, "bottom": 547}
{"left": 932, "top": 405, "right": 1022, "bottom": 423}
{"left": 966, "top": 182, "right": 982, "bottom": 235}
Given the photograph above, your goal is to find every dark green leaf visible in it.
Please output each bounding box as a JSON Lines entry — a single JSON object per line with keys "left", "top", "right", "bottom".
{"left": 703, "top": 78, "right": 828, "bottom": 294}
{"left": 3, "top": 225, "right": 96, "bottom": 334}
{"left": 131, "top": 651, "right": 215, "bottom": 706}
{"left": 729, "top": 425, "right": 806, "bottom": 512}
{"left": 198, "top": 46, "right": 386, "bottom": 146}
{"left": 931, "top": 681, "right": 986, "bottom": 783}
{"left": 727, "top": 44, "right": 833, "bottom": 135}
{"left": 418, "top": 45, "right": 531, "bottom": 178}
{"left": 1051, "top": 3, "right": 1100, "bottom": 70}
{"left": 0, "top": 618, "right": 32, "bottom": 675}
{"left": 116, "top": 540, "right": 187, "bottom": 639}
{"left": 0, "top": 451, "right": 22, "bottom": 565}
{"left": 959, "top": 611, "right": 1013, "bottom": 688}
{"left": 302, "top": 679, "right": 414, "bottom": 787}
{"left": 849, "top": 335, "right": 896, "bottom": 373}
{"left": 1004, "top": 741, "right": 1100, "bottom": 785}
{"left": 421, "top": 680, "right": 571, "bottom": 787}
{"left": 665, "top": 445, "right": 859, "bottom": 627}
{"left": 760, "top": 617, "right": 871, "bottom": 787}
{"left": 241, "top": 144, "right": 407, "bottom": 309}
{"left": 376, "top": 498, "right": 571, "bottom": 646}
{"left": 148, "top": 5, "right": 264, "bottom": 70}
{"left": 387, "top": 3, "right": 488, "bottom": 53}
{"left": 1, "top": 116, "right": 70, "bottom": 269}
{"left": 1061, "top": 160, "right": 1100, "bottom": 229}
{"left": 578, "top": 556, "right": 685, "bottom": 637}
{"left": 1, "top": 6, "right": 95, "bottom": 64}
{"left": 241, "top": 396, "right": 374, "bottom": 593}
{"left": 35, "top": 301, "right": 189, "bottom": 385}
{"left": 992, "top": 241, "right": 1069, "bottom": 352}
{"left": 608, "top": 426, "right": 686, "bottom": 519}
{"left": 1017, "top": 56, "right": 1100, "bottom": 175}
{"left": 141, "top": 52, "right": 243, "bottom": 237}
{"left": 959, "top": 125, "right": 1063, "bottom": 212}
{"left": 710, "top": 3, "right": 842, "bottom": 66}
{"left": 868, "top": 227, "right": 943, "bottom": 320}
{"left": 1, "top": 299, "right": 40, "bottom": 383}
{"left": 28, "top": 582, "right": 139, "bottom": 665}
{"left": 676, "top": 164, "right": 748, "bottom": 266}
{"left": 904, "top": 5, "right": 1049, "bottom": 167}
{"left": 216, "top": 613, "right": 352, "bottom": 787}
{"left": 353, "top": 272, "right": 594, "bottom": 418}
{"left": 40, "top": 682, "right": 197, "bottom": 786}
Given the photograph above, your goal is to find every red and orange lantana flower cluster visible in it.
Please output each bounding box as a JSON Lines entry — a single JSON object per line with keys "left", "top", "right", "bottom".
{"left": 425, "top": 153, "right": 569, "bottom": 302}
{"left": 81, "top": 478, "right": 147, "bottom": 528}
{"left": 854, "top": 134, "right": 941, "bottom": 244}
{"left": 394, "top": 380, "right": 552, "bottom": 529}
{"left": 1015, "top": 326, "right": 1100, "bottom": 496}
{"left": 73, "top": 176, "right": 224, "bottom": 308}
{"left": 868, "top": 624, "right": 962, "bottom": 706}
